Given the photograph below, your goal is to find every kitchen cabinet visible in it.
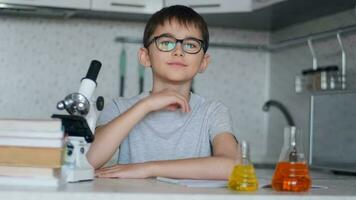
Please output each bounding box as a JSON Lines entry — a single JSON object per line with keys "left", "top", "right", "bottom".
{"left": 0, "top": 0, "right": 351, "bottom": 31}
{"left": 0, "top": 0, "right": 285, "bottom": 14}
{"left": 91, "top": 0, "right": 163, "bottom": 14}
{"left": 90, "top": 0, "right": 286, "bottom": 15}
{"left": 0, "top": 0, "right": 91, "bottom": 9}
{"left": 165, "top": 0, "right": 285, "bottom": 13}
{"left": 165, "top": 0, "right": 252, "bottom": 13}
{"left": 252, "top": 0, "right": 285, "bottom": 10}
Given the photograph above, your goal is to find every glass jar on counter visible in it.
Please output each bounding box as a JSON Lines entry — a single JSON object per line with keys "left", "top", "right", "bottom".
{"left": 325, "top": 65, "right": 340, "bottom": 90}
{"left": 299, "top": 65, "right": 341, "bottom": 92}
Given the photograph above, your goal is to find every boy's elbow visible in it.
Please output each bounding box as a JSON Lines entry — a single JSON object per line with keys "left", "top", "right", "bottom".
{"left": 225, "top": 156, "right": 236, "bottom": 172}
{"left": 212, "top": 156, "right": 237, "bottom": 180}
{"left": 86, "top": 150, "right": 104, "bottom": 169}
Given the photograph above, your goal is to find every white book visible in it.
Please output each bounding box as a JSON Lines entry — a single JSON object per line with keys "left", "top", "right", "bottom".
{"left": 0, "top": 166, "right": 60, "bottom": 178}
{"left": 0, "top": 175, "right": 64, "bottom": 187}
{"left": 0, "top": 130, "right": 64, "bottom": 139}
{"left": 0, "top": 136, "right": 64, "bottom": 148}
{"left": 0, "top": 119, "right": 62, "bottom": 132}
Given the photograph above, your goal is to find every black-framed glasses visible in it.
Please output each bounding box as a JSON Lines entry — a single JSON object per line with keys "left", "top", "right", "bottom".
{"left": 147, "top": 34, "right": 205, "bottom": 54}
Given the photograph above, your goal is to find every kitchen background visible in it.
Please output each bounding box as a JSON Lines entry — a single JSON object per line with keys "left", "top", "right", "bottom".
{"left": 0, "top": 0, "right": 355, "bottom": 166}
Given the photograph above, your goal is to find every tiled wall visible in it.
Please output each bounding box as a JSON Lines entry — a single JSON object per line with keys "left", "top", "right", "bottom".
{"left": 0, "top": 16, "right": 270, "bottom": 162}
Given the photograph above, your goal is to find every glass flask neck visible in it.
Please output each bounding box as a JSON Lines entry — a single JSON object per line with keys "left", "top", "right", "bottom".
{"left": 241, "top": 140, "right": 252, "bottom": 165}
{"left": 279, "top": 126, "right": 306, "bottom": 163}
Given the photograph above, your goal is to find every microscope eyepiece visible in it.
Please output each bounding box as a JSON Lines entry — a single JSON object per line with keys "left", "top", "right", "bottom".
{"left": 85, "top": 60, "right": 102, "bottom": 82}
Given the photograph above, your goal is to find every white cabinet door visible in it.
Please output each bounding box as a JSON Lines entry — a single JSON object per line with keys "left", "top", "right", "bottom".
{"left": 165, "top": 0, "right": 286, "bottom": 13}
{"left": 165, "top": 0, "right": 252, "bottom": 13}
{"left": 252, "top": 0, "right": 285, "bottom": 10}
{"left": 91, "top": 0, "right": 163, "bottom": 14}
{"left": 0, "top": 0, "right": 91, "bottom": 9}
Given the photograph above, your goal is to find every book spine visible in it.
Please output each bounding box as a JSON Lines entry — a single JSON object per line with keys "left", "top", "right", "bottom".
{"left": 0, "top": 176, "right": 63, "bottom": 187}
{"left": 0, "top": 146, "right": 64, "bottom": 168}
{"left": 0, "top": 130, "right": 64, "bottom": 139}
{"left": 0, "top": 137, "right": 64, "bottom": 148}
{"left": 0, "top": 119, "right": 62, "bottom": 132}
{"left": 0, "top": 166, "right": 60, "bottom": 178}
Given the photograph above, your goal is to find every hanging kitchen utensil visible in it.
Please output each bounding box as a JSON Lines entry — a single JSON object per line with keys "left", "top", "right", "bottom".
{"left": 119, "top": 45, "right": 127, "bottom": 97}
{"left": 336, "top": 32, "right": 346, "bottom": 89}
{"left": 138, "top": 63, "right": 145, "bottom": 94}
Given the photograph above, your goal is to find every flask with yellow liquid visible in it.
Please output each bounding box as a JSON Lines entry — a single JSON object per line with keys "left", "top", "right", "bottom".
{"left": 228, "top": 140, "right": 258, "bottom": 192}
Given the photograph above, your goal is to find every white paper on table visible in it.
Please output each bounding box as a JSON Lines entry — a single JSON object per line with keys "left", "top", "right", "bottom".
{"left": 258, "top": 178, "right": 328, "bottom": 189}
{"left": 157, "top": 177, "right": 329, "bottom": 189}
{"left": 156, "top": 177, "right": 227, "bottom": 188}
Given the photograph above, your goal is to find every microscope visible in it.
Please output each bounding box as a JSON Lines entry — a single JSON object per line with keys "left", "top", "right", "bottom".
{"left": 52, "top": 60, "right": 104, "bottom": 182}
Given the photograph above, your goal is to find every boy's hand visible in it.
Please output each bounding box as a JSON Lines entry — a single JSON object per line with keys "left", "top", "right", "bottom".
{"left": 141, "top": 89, "right": 191, "bottom": 113}
{"left": 95, "top": 163, "right": 152, "bottom": 179}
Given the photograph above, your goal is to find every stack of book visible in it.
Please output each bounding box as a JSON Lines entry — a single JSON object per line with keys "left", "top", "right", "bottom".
{"left": 0, "top": 118, "right": 65, "bottom": 186}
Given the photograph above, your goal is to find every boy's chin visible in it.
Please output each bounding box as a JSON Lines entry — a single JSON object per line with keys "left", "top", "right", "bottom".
{"left": 165, "top": 74, "right": 195, "bottom": 83}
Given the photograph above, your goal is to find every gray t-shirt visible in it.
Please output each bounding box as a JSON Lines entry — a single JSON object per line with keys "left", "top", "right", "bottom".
{"left": 96, "top": 92, "right": 234, "bottom": 164}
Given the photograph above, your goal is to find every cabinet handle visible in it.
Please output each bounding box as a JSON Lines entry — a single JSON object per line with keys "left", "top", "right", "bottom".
{"left": 0, "top": 3, "right": 36, "bottom": 11}
{"left": 110, "top": 2, "right": 145, "bottom": 8}
{"left": 188, "top": 4, "right": 221, "bottom": 9}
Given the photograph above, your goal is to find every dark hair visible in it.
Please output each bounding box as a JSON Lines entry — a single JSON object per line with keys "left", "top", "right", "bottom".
{"left": 143, "top": 5, "right": 209, "bottom": 53}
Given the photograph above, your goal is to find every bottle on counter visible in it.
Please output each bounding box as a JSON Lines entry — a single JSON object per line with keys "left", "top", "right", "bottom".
{"left": 271, "top": 126, "right": 311, "bottom": 192}
{"left": 325, "top": 65, "right": 339, "bottom": 90}
{"left": 228, "top": 140, "right": 258, "bottom": 192}
{"left": 295, "top": 75, "right": 303, "bottom": 93}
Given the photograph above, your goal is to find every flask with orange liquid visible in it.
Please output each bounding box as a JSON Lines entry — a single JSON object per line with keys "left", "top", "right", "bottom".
{"left": 271, "top": 126, "right": 311, "bottom": 192}
{"left": 228, "top": 140, "right": 258, "bottom": 192}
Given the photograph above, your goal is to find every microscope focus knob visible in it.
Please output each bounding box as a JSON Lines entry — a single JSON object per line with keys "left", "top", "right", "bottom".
{"left": 57, "top": 101, "right": 65, "bottom": 110}
{"left": 77, "top": 102, "right": 86, "bottom": 111}
{"left": 96, "top": 96, "right": 104, "bottom": 111}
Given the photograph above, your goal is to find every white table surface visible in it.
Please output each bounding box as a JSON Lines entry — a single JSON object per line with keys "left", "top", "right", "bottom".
{"left": 0, "top": 168, "right": 355, "bottom": 200}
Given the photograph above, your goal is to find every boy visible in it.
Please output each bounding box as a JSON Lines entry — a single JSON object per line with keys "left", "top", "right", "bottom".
{"left": 87, "top": 5, "right": 241, "bottom": 180}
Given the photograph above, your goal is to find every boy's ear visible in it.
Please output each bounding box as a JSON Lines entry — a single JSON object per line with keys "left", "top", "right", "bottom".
{"left": 198, "top": 53, "right": 210, "bottom": 73}
{"left": 138, "top": 47, "right": 151, "bottom": 68}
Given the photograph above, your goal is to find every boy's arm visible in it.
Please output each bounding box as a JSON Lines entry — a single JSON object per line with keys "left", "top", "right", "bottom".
{"left": 150, "top": 132, "right": 240, "bottom": 179}
{"left": 86, "top": 100, "right": 149, "bottom": 169}
{"left": 87, "top": 90, "right": 191, "bottom": 169}
{"left": 95, "top": 132, "right": 240, "bottom": 179}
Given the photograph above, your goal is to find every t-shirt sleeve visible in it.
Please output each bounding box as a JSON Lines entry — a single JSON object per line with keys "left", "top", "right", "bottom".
{"left": 96, "top": 100, "right": 121, "bottom": 127}
{"left": 208, "top": 102, "right": 234, "bottom": 142}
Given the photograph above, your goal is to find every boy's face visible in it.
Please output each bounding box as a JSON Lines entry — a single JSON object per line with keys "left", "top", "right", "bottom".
{"left": 140, "top": 19, "right": 210, "bottom": 84}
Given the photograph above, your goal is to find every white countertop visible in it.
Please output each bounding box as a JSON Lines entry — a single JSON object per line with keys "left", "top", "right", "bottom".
{"left": 1, "top": 168, "right": 355, "bottom": 200}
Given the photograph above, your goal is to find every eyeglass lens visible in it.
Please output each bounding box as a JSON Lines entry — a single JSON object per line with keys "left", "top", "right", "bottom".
{"left": 155, "top": 36, "right": 202, "bottom": 54}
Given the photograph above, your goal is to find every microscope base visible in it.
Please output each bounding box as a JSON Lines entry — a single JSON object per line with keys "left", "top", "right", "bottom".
{"left": 62, "top": 165, "right": 94, "bottom": 183}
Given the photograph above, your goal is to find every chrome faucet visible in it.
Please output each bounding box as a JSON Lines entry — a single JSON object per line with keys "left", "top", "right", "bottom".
{"left": 262, "top": 100, "right": 295, "bottom": 127}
